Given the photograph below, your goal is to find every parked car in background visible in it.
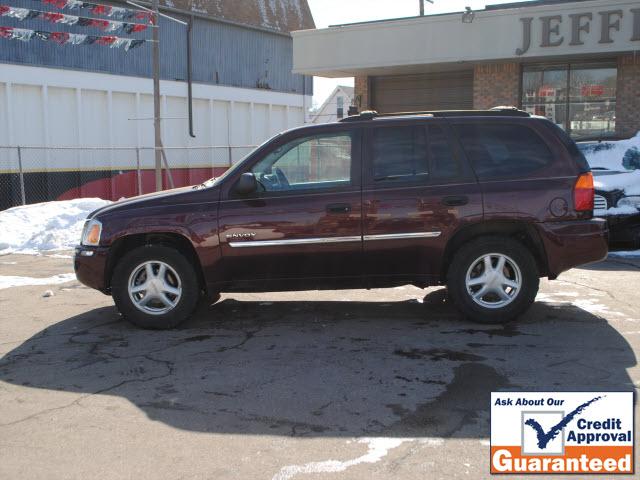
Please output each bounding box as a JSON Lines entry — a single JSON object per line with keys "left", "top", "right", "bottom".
{"left": 75, "top": 109, "right": 608, "bottom": 329}
{"left": 579, "top": 138, "right": 640, "bottom": 248}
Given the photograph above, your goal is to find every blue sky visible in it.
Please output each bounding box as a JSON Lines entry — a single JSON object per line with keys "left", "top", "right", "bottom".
{"left": 307, "top": 0, "right": 533, "bottom": 107}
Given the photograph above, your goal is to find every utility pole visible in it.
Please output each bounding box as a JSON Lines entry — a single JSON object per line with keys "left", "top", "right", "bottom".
{"left": 152, "top": 0, "right": 162, "bottom": 191}
{"left": 128, "top": 0, "right": 186, "bottom": 191}
{"left": 419, "top": 0, "right": 434, "bottom": 16}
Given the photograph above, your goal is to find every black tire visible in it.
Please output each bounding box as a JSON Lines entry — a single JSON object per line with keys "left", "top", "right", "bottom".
{"left": 111, "top": 245, "right": 200, "bottom": 329}
{"left": 446, "top": 236, "right": 539, "bottom": 324}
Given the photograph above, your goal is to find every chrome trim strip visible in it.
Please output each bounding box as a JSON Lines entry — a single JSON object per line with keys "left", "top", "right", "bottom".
{"left": 228, "top": 235, "right": 362, "bottom": 248}
{"left": 364, "top": 232, "right": 441, "bottom": 241}
{"left": 228, "top": 231, "right": 441, "bottom": 247}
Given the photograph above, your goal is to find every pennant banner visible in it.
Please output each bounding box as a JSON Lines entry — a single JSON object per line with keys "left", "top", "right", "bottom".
{"left": 31, "top": 0, "right": 154, "bottom": 24}
{"left": 0, "top": 4, "right": 150, "bottom": 33}
{"left": 0, "top": 26, "right": 147, "bottom": 50}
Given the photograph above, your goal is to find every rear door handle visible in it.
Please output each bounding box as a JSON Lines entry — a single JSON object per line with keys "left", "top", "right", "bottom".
{"left": 441, "top": 195, "right": 469, "bottom": 207}
{"left": 326, "top": 203, "right": 351, "bottom": 214}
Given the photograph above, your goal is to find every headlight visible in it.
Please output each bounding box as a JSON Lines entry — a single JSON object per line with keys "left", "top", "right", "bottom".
{"left": 81, "top": 219, "right": 102, "bottom": 246}
{"left": 617, "top": 196, "right": 640, "bottom": 209}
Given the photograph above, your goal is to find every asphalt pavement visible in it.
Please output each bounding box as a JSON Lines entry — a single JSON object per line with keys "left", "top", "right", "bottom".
{"left": 0, "top": 252, "right": 638, "bottom": 479}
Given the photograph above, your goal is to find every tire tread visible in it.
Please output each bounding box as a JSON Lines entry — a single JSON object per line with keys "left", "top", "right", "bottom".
{"left": 446, "top": 236, "right": 539, "bottom": 324}
{"left": 111, "top": 245, "right": 200, "bottom": 329}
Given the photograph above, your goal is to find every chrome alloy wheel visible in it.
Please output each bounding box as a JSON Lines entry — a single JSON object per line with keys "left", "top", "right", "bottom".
{"left": 465, "top": 253, "right": 522, "bottom": 309}
{"left": 128, "top": 261, "right": 182, "bottom": 315}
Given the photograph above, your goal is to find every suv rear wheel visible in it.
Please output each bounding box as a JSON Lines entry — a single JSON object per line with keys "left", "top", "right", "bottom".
{"left": 447, "top": 236, "right": 539, "bottom": 324}
{"left": 111, "top": 245, "right": 200, "bottom": 329}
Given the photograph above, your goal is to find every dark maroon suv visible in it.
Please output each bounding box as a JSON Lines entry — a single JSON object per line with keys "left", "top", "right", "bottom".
{"left": 75, "top": 109, "right": 608, "bottom": 329}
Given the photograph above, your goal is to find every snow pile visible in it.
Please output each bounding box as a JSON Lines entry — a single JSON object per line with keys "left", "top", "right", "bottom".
{"left": 273, "top": 438, "right": 409, "bottom": 480}
{"left": 0, "top": 198, "right": 111, "bottom": 255}
{"left": 609, "top": 250, "right": 640, "bottom": 258}
{"left": 0, "top": 273, "right": 76, "bottom": 290}
{"left": 593, "top": 171, "right": 640, "bottom": 196}
{"left": 600, "top": 205, "right": 639, "bottom": 216}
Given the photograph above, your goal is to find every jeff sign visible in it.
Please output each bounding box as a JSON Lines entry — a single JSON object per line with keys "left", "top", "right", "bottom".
{"left": 491, "top": 392, "right": 634, "bottom": 474}
{"left": 517, "top": 7, "right": 640, "bottom": 55}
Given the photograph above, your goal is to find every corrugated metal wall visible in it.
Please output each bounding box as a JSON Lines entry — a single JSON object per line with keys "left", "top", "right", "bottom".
{"left": 191, "top": 17, "right": 305, "bottom": 93}
{"left": 0, "top": 0, "right": 311, "bottom": 95}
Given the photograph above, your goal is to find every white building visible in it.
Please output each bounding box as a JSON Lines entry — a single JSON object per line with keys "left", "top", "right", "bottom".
{"left": 310, "top": 85, "right": 354, "bottom": 123}
{"left": 0, "top": 0, "right": 315, "bottom": 207}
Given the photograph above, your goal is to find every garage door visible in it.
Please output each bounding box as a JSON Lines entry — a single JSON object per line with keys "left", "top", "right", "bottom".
{"left": 371, "top": 70, "right": 474, "bottom": 113}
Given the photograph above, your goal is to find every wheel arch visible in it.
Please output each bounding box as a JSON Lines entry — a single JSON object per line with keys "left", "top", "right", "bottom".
{"left": 440, "top": 221, "right": 549, "bottom": 281}
{"left": 105, "top": 232, "right": 206, "bottom": 293}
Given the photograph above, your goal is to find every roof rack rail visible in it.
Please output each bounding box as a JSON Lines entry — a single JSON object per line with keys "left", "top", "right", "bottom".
{"left": 340, "top": 110, "right": 379, "bottom": 122}
{"left": 429, "top": 107, "right": 530, "bottom": 118}
{"left": 340, "top": 107, "right": 530, "bottom": 122}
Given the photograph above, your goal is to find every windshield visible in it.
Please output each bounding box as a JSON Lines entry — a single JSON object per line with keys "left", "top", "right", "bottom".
{"left": 199, "top": 157, "right": 246, "bottom": 188}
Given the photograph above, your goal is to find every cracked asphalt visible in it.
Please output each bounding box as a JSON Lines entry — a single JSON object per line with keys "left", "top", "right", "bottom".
{"left": 0, "top": 253, "right": 639, "bottom": 479}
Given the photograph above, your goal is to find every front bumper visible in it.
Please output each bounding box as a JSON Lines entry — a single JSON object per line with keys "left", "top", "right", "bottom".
{"left": 74, "top": 245, "right": 110, "bottom": 293}
{"left": 537, "top": 218, "right": 609, "bottom": 278}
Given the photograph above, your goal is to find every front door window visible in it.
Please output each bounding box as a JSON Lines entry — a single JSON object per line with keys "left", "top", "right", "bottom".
{"left": 251, "top": 133, "right": 353, "bottom": 192}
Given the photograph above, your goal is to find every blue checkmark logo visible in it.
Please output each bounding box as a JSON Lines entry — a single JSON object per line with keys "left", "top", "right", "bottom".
{"left": 524, "top": 396, "right": 603, "bottom": 450}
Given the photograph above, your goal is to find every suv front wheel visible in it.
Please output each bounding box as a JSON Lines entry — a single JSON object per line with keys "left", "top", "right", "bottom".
{"left": 447, "top": 236, "right": 539, "bottom": 324}
{"left": 111, "top": 245, "right": 200, "bottom": 329}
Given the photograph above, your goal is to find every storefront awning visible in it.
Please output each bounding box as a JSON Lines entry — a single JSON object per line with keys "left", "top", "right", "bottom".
{"left": 292, "top": 0, "right": 640, "bottom": 78}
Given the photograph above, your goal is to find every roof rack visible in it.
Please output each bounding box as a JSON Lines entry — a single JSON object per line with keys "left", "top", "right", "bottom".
{"left": 340, "top": 107, "right": 530, "bottom": 122}
{"left": 340, "top": 110, "right": 380, "bottom": 122}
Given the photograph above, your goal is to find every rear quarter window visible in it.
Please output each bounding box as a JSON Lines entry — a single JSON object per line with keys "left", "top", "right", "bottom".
{"left": 454, "top": 123, "right": 554, "bottom": 181}
{"left": 539, "top": 120, "right": 590, "bottom": 172}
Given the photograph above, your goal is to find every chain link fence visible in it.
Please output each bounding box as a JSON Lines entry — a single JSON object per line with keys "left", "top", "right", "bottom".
{"left": 0, "top": 145, "right": 256, "bottom": 210}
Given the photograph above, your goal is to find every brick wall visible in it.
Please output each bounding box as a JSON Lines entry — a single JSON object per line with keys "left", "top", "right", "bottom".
{"left": 354, "top": 75, "right": 371, "bottom": 111}
{"left": 616, "top": 54, "right": 640, "bottom": 138}
{"left": 473, "top": 63, "right": 520, "bottom": 110}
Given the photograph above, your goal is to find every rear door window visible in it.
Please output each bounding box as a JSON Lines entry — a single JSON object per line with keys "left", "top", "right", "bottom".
{"left": 371, "top": 125, "right": 428, "bottom": 183}
{"left": 454, "top": 124, "right": 554, "bottom": 180}
{"left": 428, "top": 124, "right": 460, "bottom": 181}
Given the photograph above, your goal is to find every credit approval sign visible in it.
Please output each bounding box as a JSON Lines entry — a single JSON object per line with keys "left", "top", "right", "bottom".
{"left": 490, "top": 392, "right": 634, "bottom": 474}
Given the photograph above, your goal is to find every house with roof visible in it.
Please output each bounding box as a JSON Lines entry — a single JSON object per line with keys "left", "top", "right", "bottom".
{"left": 310, "top": 85, "right": 354, "bottom": 124}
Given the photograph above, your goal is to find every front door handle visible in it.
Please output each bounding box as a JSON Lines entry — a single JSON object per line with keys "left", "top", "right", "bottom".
{"left": 442, "top": 195, "right": 469, "bottom": 207}
{"left": 326, "top": 203, "right": 351, "bottom": 214}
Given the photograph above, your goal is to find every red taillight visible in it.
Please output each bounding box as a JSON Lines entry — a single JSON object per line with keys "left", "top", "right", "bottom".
{"left": 574, "top": 172, "right": 594, "bottom": 211}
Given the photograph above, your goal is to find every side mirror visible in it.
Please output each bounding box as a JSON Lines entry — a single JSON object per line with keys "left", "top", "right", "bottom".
{"left": 234, "top": 172, "right": 258, "bottom": 195}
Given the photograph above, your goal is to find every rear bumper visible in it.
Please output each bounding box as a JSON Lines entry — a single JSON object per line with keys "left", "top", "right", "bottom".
{"left": 604, "top": 213, "right": 640, "bottom": 245}
{"left": 74, "top": 245, "right": 110, "bottom": 293}
{"left": 537, "top": 219, "right": 609, "bottom": 278}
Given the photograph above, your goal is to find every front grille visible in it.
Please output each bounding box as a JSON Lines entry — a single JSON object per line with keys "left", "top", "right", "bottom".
{"left": 594, "top": 194, "right": 608, "bottom": 214}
